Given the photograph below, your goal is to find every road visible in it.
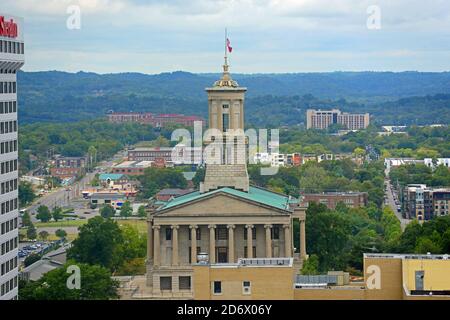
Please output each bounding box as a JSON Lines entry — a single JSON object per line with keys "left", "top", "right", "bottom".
{"left": 384, "top": 178, "right": 410, "bottom": 231}
{"left": 27, "top": 170, "right": 97, "bottom": 217}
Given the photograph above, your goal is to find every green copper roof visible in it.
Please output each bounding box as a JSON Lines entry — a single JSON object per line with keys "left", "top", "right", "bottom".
{"left": 99, "top": 173, "right": 125, "bottom": 181}
{"left": 157, "top": 186, "right": 295, "bottom": 212}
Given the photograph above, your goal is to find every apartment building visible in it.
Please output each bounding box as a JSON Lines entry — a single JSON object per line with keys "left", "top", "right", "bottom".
{"left": 403, "top": 184, "right": 450, "bottom": 221}
{"left": 306, "top": 109, "right": 370, "bottom": 130}
{"left": 0, "top": 13, "right": 23, "bottom": 300}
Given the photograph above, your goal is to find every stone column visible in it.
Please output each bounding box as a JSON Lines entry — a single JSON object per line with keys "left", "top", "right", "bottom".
{"left": 147, "top": 218, "right": 153, "bottom": 263}
{"left": 246, "top": 224, "right": 254, "bottom": 258}
{"left": 190, "top": 225, "right": 198, "bottom": 264}
{"left": 171, "top": 225, "right": 179, "bottom": 266}
{"left": 208, "top": 224, "right": 216, "bottom": 264}
{"left": 283, "top": 224, "right": 292, "bottom": 258}
{"left": 264, "top": 224, "right": 272, "bottom": 258}
{"left": 153, "top": 225, "right": 160, "bottom": 267}
{"left": 227, "top": 224, "right": 235, "bottom": 263}
{"left": 300, "top": 219, "right": 307, "bottom": 259}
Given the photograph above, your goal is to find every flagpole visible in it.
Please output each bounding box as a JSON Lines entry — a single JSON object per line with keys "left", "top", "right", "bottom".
{"left": 224, "top": 27, "right": 228, "bottom": 66}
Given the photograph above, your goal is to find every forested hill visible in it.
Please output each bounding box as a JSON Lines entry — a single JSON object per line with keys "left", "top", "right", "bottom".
{"left": 17, "top": 70, "right": 450, "bottom": 125}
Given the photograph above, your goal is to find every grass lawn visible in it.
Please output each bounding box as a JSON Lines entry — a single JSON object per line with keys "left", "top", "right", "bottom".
{"left": 116, "top": 219, "right": 147, "bottom": 234}
{"left": 35, "top": 219, "right": 88, "bottom": 228}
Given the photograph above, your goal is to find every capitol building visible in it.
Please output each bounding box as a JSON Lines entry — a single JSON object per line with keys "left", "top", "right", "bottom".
{"left": 139, "top": 55, "right": 308, "bottom": 299}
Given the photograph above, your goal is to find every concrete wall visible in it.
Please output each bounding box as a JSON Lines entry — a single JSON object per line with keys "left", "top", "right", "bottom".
{"left": 193, "top": 265, "right": 294, "bottom": 300}
{"left": 402, "top": 258, "right": 450, "bottom": 291}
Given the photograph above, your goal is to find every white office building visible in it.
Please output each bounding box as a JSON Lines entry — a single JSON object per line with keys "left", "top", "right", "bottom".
{"left": 0, "top": 13, "right": 24, "bottom": 300}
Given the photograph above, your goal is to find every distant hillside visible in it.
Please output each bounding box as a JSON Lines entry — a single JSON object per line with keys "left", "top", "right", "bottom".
{"left": 17, "top": 71, "right": 450, "bottom": 125}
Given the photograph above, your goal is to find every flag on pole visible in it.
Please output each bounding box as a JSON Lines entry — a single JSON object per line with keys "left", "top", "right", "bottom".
{"left": 226, "top": 38, "right": 233, "bottom": 53}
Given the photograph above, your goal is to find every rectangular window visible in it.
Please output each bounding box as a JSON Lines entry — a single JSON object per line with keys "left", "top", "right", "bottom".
{"left": 242, "top": 281, "right": 251, "bottom": 295}
{"left": 213, "top": 281, "right": 222, "bottom": 294}
{"left": 216, "top": 227, "right": 228, "bottom": 240}
{"left": 165, "top": 228, "right": 172, "bottom": 241}
{"left": 271, "top": 226, "right": 280, "bottom": 240}
{"left": 222, "top": 113, "right": 229, "bottom": 131}
{"left": 160, "top": 277, "right": 172, "bottom": 291}
{"left": 179, "top": 276, "right": 191, "bottom": 290}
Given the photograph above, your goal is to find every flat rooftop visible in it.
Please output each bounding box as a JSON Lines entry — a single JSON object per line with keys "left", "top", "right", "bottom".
{"left": 198, "top": 258, "right": 293, "bottom": 268}
{"left": 364, "top": 253, "right": 450, "bottom": 260}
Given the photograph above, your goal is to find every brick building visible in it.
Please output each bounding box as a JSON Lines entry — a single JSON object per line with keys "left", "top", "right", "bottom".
{"left": 301, "top": 192, "right": 368, "bottom": 209}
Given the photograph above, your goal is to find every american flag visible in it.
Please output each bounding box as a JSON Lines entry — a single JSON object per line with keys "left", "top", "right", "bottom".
{"left": 226, "top": 38, "right": 233, "bottom": 53}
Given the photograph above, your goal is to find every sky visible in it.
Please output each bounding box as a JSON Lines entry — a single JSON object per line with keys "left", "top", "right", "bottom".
{"left": 2, "top": 0, "right": 450, "bottom": 74}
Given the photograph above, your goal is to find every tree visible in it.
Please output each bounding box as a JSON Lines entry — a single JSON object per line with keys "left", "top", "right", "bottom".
{"left": 27, "top": 223, "right": 37, "bottom": 240}
{"left": 38, "top": 230, "right": 49, "bottom": 241}
{"left": 24, "top": 254, "right": 41, "bottom": 267}
{"left": 36, "top": 205, "right": 52, "bottom": 223}
{"left": 120, "top": 201, "right": 133, "bottom": 218}
{"left": 55, "top": 229, "right": 67, "bottom": 240}
{"left": 22, "top": 211, "right": 32, "bottom": 227}
{"left": 137, "top": 205, "right": 147, "bottom": 217}
{"left": 380, "top": 207, "right": 402, "bottom": 244}
{"left": 52, "top": 207, "right": 63, "bottom": 222}
{"left": 67, "top": 217, "right": 124, "bottom": 271}
{"left": 19, "top": 181, "right": 36, "bottom": 207}
{"left": 19, "top": 262, "right": 119, "bottom": 300}
{"left": 304, "top": 202, "right": 352, "bottom": 272}
{"left": 137, "top": 167, "right": 187, "bottom": 199}
{"left": 301, "top": 254, "right": 319, "bottom": 275}
{"left": 100, "top": 204, "right": 116, "bottom": 219}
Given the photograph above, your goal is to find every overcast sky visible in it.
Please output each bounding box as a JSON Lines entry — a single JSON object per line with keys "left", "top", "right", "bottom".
{"left": 3, "top": 0, "right": 450, "bottom": 73}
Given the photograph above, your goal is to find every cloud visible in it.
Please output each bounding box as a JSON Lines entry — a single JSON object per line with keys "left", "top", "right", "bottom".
{"left": 2, "top": 0, "right": 449, "bottom": 72}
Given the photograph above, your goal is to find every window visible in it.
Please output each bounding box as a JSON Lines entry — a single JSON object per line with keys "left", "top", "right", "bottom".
{"left": 242, "top": 281, "right": 251, "bottom": 295}
{"left": 216, "top": 226, "right": 228, "bottom": 240}
{"left": 271, "top": 226, "right": 280, "bottom": 240}
{"left": 160, "top": 277, "right": 172, "bottom": 291}
{"left": 165, "top": 228, "right": 172, "bottom": 241}
{"left": 222, "top": 113, "right": 229, "bottom": 131}
{"left": 179, "top": 276, "right": 191, "bottom": 290}
{"left": 213, "top": 281, "right": 222, "bottom": 294}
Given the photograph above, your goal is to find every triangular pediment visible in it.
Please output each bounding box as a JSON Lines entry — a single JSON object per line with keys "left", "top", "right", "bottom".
{"left": 156, "top": 192, "right": 290, "bottom": 217}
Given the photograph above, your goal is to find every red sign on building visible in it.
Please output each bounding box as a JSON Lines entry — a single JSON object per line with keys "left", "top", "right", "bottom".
{"left": 0, "top": 17, "right": 18, "bottom": 38}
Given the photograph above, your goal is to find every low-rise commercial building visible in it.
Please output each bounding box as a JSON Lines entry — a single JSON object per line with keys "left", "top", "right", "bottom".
{"left": 301, "top": 192, "right": 368, "bottom": 209}
{"left": 107, "top": 111, "right": 205, "bottom": 128}
{"left": 111, "top": 160, "right": 153, "bottom": 176}
{"left": 50, "top": 167, "right": 83, "bottom": 179}
{"left": 128, "top": 145, "right": 203, "bottom": 165}
{"left": 54, "top": 156, "right": 86, "bottom": 168}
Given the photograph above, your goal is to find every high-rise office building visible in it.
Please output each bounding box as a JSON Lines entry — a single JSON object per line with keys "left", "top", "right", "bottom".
{"left": 306, "top": 109, "right": 370, "bottom": 130}
{"left": 0, "top": 13, "right": 24, "bottom": 300}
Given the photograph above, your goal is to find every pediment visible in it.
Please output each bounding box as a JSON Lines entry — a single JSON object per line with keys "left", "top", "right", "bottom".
{"left": 156, "top": 192, "right": 290, "bottom": 217}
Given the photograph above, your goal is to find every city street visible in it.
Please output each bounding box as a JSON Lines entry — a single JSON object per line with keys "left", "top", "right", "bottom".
{"left": 384, "top": 178, "right": 411, "bottom": 231}
{"left": 27, "top": 170, "right": 97, "bottom": 217}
